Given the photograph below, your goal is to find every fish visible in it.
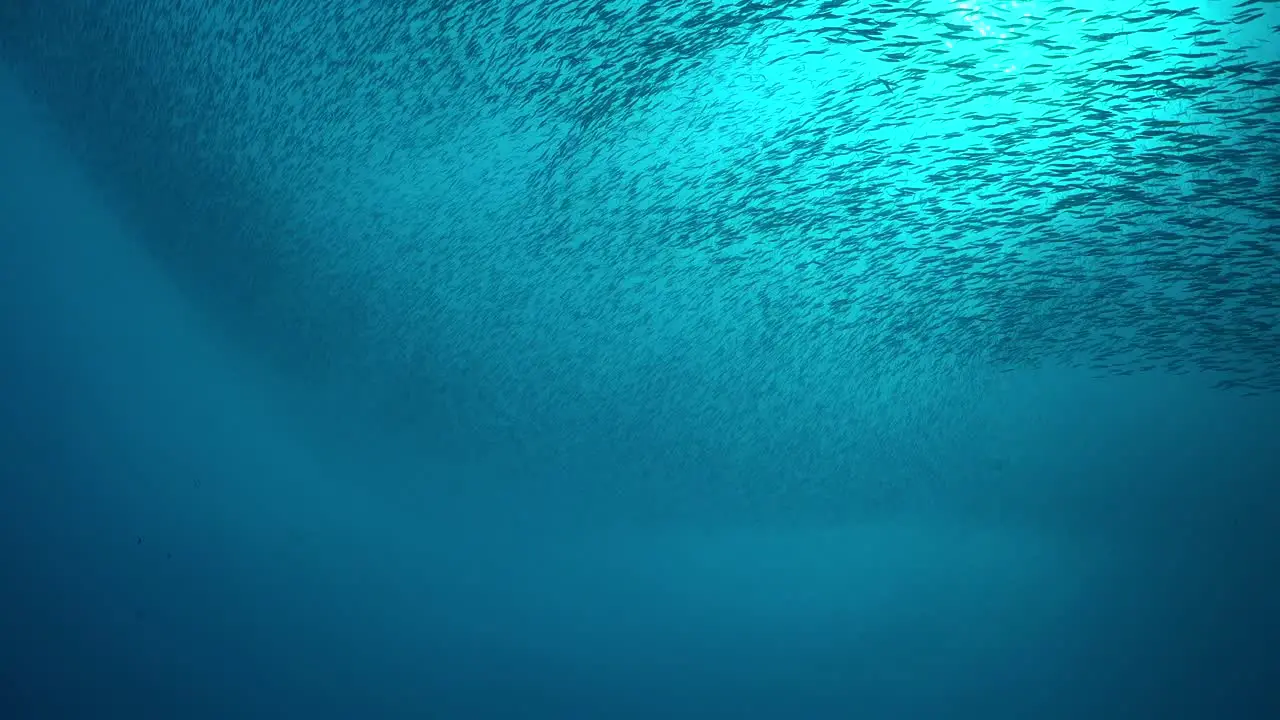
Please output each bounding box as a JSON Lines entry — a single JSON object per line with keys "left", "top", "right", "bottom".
{"left": 1, "top": 0, "right": 1276, "bottom": 477}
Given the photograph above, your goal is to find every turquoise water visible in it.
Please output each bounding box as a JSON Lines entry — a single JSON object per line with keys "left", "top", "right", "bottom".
{"left": 2, "top": 1, "right": 1278, "bottom": 717}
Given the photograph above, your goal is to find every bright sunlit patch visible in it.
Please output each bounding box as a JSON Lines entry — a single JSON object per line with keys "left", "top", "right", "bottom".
{"left": 945, "top": 0, "right": 1053, "bottom": 74}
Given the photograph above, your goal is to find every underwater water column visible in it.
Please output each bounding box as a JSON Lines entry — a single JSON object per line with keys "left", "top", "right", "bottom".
{"left": 3, "top": 0, "right": 1280, "bottom": 717}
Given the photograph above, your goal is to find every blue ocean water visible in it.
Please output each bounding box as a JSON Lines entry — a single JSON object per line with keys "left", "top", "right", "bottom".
{"left": 2, "top": 1, "right": 1279, "bottom": 718}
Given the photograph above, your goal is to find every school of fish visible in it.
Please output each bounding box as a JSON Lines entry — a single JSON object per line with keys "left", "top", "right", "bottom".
{"left": 2, "top": 0, "right": 1277, "bottom": 509}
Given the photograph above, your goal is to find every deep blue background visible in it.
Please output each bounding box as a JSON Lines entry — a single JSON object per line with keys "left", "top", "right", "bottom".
{"left": 3, "top": 2, "right": 1280, "bottom": 718}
